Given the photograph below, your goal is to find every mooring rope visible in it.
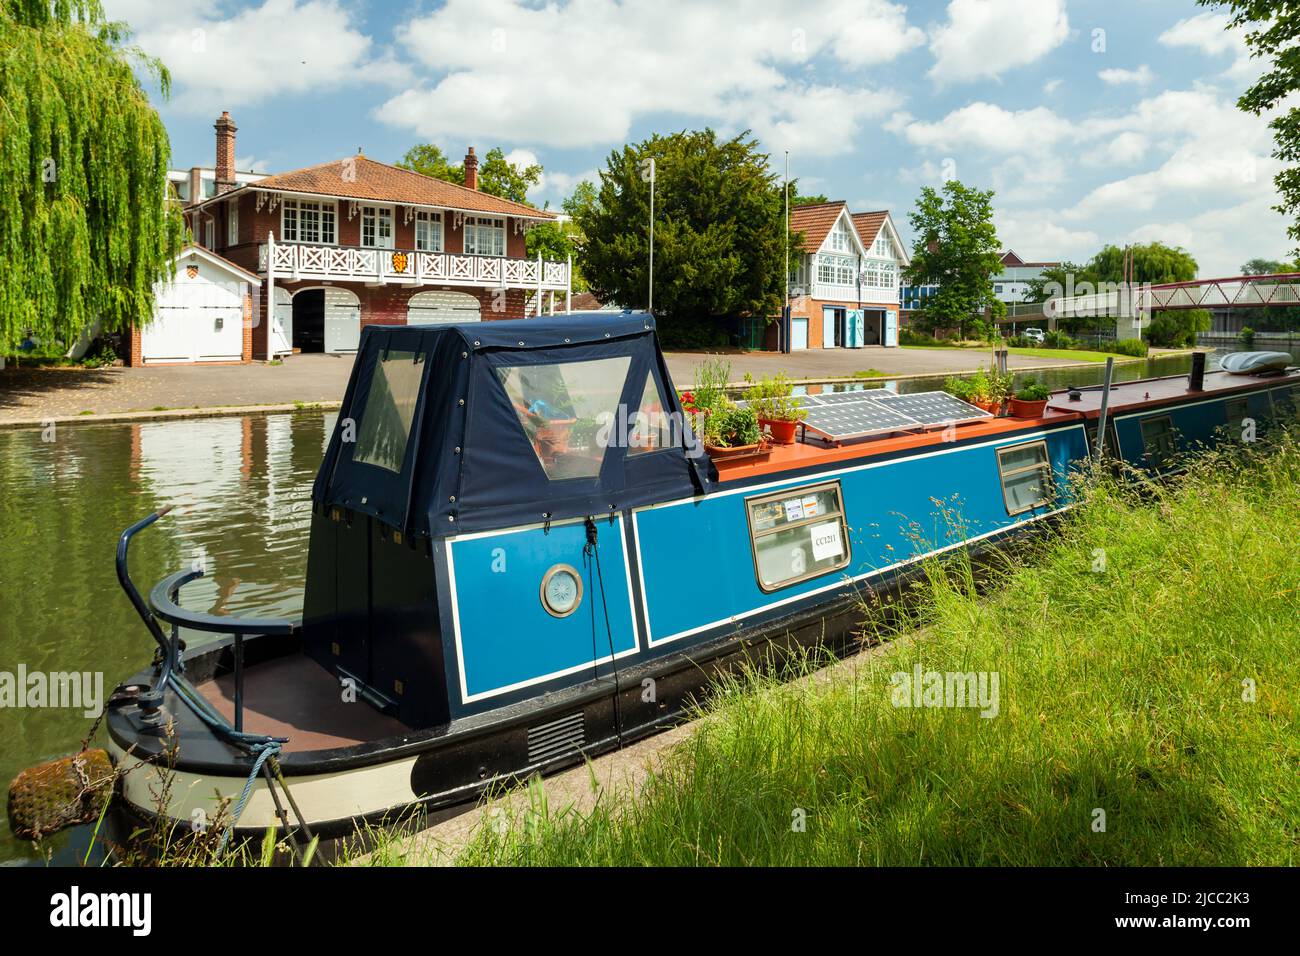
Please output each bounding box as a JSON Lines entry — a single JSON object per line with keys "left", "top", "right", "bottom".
{"left": 216, "top": 739, "right": 282, "bottom": 854}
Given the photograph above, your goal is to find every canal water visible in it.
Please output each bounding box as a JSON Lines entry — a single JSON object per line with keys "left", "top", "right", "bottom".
{"left": 0, "top": 349, "right": 1214, "bottom": 864}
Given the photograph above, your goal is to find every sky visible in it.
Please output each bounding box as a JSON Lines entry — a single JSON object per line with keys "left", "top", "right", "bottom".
{"left": 102, "top": 0, "right": 1291, "bottom": 276}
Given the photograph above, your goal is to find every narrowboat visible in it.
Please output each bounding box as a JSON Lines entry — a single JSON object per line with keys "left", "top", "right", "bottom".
{"left": 96, "top": 314, "right": 1298, "bottom": 840}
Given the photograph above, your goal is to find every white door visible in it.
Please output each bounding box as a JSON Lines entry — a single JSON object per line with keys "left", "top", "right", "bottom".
{"left": 407, "top": 290, "right": 482, "bottom": 324}
{"left": 884, "top": 310, "right": 898, "bottom": 347}
{"left": 362, "top": 205, "right": 394, "bottom": 250}
{"left": 143, "top": 276, "right": 243, "bottom": 363}
{"left": 323, "top": 287, "right": 361, "bottom": 353}
{"left": 272, "top": 286, "right": 292, "bottom": 356}
{"left": 822, "top": 307, "right": 837, "bottom": 349}
{"left": 791, "top": 317, "right": 809, "bottom": 351}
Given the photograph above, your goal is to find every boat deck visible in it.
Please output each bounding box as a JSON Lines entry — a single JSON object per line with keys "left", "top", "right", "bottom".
{"left": 713, "top": 367, "right": 1300, "bottom": 482}
{"left": 196, "top": 654, "right": 409, "bottom": 753}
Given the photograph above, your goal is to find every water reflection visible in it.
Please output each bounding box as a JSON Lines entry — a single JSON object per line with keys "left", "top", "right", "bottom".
{"left": 0, "top": 411, "right": 334, "bottom": 864}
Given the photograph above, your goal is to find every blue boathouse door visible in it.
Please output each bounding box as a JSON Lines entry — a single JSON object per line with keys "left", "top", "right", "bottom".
{"left": 884, "top": 309, "right": 898, "bottom": 347}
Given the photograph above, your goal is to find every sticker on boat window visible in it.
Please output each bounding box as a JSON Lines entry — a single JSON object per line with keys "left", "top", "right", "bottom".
{"left": 745, "top": 481, "right": 851, "bottom": 592}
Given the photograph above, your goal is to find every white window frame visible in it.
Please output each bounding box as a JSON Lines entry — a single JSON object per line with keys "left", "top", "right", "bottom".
{"left": 203, "top": 219, "right": 214, "bottom": 249}
{"left": 826, "top": 219, "right": 855, "bottom": 254}
{"left": 361, "top": 204, "right": 394, "bottom": 249}
{"left": 744, "top": 480, "right": 852, "bottom": 592}
{"left": 817, "top": 253, "right": 856, "bottom": 286}
{"left": 995, "top": 440, "right": 1054, "bottom": 515}
{"left": 415, "top": 209, "right": 443, "bottom": 252}
{"left": 464, "top": 215, "right": 505, "bottom": 257}
{"left": 227, "top": 202, "right": 239, "bottom": 247}
{"left": 281, "top": 198, "right": 337, "bottom": 245}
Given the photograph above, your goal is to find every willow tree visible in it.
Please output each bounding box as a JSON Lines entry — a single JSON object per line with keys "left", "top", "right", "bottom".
{"left": 0, "top": 0, "right": 183, "bottom": 354}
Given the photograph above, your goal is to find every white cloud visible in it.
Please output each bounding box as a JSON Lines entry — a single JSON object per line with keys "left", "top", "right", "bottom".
{"left": 900, "top": 102, "right": 1073, "bottom": 154}
{"left": 1098, "top": 65, "right": 1155, "bottom": 87}
{"left": 994, "top": 212, "right": 1098, "bottom": 265}
{"left": 1158, "top": 12, "right": 1257, "bottom": 86}
{"left": 1043, "top": 78, "right": 1063, "bottom": 95}
{"left": 1127, "top": 190, "right": 1290, "bottom": 277}
{"left": 376, "top": 0, "right": 921, "bottom": 149}
{"left": 928, "top": 0, "right": 1069, "bottom": 84}
{"left": 102, "top": 0, "right": 408, "bottom": 112}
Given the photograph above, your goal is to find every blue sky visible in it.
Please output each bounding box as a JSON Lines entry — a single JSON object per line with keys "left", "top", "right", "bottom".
{"left": 104, "top": 0, "right": 1288, "bottom": 275}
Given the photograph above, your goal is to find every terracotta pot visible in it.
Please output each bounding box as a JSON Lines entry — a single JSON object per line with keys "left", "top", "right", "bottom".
{"left": 765, "top": 418, "right": 800, "bottom": 444}
{"left": 534, "top": 418, "right": 577, "bottom": 455}
{"left": 973, "top": 399, "right": 1001, "bottom": 414}
{"left": 1008, "top": 398, "right": 1048, "bottom": 418}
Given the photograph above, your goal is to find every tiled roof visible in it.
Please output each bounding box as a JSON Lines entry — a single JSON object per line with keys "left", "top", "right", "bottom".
{"left": 1001, "top": 250, "right": 1059, "bottom": 268}
{"left": 789, "top": 201, "right": 849, "bottom": 252}
{"left": 206, "top": 155, "right": 555, "bottom": 219}
{"left": 851, "top": 211, "right": 888, "bottom": 249}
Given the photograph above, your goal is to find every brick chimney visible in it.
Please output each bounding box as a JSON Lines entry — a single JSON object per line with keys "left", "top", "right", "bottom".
{"left": 463, "top": 146, "right": 478, "bottom": 191}
{"left": 214, "top": 111, "right": 237, "bottom": 195}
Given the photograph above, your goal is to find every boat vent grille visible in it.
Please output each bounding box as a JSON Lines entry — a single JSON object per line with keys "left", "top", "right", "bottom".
{"left": 527, "top": 712, "right": 585, "bottom": 765}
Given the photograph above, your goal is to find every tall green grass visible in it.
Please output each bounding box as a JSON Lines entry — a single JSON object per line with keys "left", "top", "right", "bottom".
{"left": 457, "top": 434, "right": 1300, "bottom": 866}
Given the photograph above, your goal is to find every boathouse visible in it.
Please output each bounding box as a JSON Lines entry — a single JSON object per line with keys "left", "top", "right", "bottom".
{"left": 779, "top": 202, "right": 908, "bottom": 350}
{"left": 129, "top": 112, "right": 569, "bottom": 365}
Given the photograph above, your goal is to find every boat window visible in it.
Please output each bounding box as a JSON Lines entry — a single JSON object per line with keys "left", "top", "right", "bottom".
{"left": 745, "top": 481, "right": 851, "bottom": 592}
{"left": 628, "top": 370, "right": 673, "bottom": 456}
{"left": 496, "top": 356, "right": 632, "bottom": 480}
{"left": 353, "top": 350, "right": 424, "bottom": 473}
{"left": 1139, "top": 415, "right": 1178, "bottom": 470}
{"left": 996, "top": 440, "right": 1053, "bottom": 515}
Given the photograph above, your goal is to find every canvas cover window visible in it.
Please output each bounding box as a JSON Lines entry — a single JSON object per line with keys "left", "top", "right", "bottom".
{"left": 353, "top": 350, "right": 424, "bottom": 473}
{"left": 496, "top": 356, "right": 632, "bottom": 480}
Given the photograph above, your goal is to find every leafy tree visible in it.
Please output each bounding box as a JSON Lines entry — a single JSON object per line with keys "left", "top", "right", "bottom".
{"left": 1206, "top": 0, "right": 1300, "bottom": 253}
{"left": 1024, "top": 242, "right": 1201, "bottom": 333}
{"left": 397, "top": 144, "right": 541, "bottom": 205}
{"left": 1147, "top": 309, "right": 1213, "bottom": 348}
{"left": 1, "top": 0, "right": 184, "bottom": 353}
{"left": 793, "top": 193, "right": 830, "bottom": 206}
{"left": 574, "top": 129, "right": 787, "bottom": 347}
{"left": 396, "top": 143, "right": 464, "bottom": 186}
{"left": 902, "top": 180, "right": 1005, "bottom": 339}
{"left": 1241, "top": 256, "right": 1294, "bottom": 274}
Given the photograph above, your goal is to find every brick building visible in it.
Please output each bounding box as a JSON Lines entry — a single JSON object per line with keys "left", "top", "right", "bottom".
{"left": 778, "top": 201, "right": 908, "bottom": 350}
{"left": 131, "top": 112, "right": 568, "bottom": 365}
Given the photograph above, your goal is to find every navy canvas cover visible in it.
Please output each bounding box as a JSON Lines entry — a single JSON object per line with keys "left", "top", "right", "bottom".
{"left": 313, "top": 312, "right": 712, "bottom": 536}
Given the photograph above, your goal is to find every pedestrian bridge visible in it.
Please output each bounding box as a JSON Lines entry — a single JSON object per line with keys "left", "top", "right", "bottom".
{"left": 1002, "top": 272, "right": 1300, "bottom": 336}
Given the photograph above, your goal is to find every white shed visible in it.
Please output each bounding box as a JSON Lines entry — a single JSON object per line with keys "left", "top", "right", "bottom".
{"left": 142, "top": 246, "right": 255, "bottom": 364}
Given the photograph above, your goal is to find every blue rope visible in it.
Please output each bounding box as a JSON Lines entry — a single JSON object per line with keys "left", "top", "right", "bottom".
{"left": 216, "top": 740, "right": 282, "bottom": 854}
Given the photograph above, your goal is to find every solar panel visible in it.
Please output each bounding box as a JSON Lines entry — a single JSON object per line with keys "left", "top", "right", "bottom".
{"left": 803, "top": 403, "right": 920, "bottom": 438}
{"left": 875, "top": 391, "right": 992, "bottom": 425}
{"left": 802, "top": 390, "right": 989, "bottom": 441}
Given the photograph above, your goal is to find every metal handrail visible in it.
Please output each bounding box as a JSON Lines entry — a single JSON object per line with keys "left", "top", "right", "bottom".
{"left": 116, "top": 508, "right": 302, "bottom": 731}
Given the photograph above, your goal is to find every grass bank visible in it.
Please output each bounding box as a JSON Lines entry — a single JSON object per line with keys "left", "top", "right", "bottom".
{"left": 455, "top": 435, "right": 1300, "bottom": 866}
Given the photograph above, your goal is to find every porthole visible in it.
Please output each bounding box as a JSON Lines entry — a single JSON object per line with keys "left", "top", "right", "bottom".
{"left": 540, "top": 564, "right": 583, "bottom": 618}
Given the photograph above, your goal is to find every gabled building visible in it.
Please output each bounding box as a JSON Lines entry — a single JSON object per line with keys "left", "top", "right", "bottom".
{"left": 784, "top": 201, "right": 908, "bottom": 349}
{"left": 132, "top": 112, "right": 569, "bottom": 364}
{"left": 992, "top": 249, "right": 1060, "bottom": 304}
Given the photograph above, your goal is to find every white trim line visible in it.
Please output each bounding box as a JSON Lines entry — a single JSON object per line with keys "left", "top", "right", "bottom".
{"left": 447, "top": 514, "right": 640, "bottom": 704}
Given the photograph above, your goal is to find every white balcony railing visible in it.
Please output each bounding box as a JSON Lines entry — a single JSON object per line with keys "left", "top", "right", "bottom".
{"left": 258, "top": 242, "right": 569, "bottom": 290}
{"left": 810, "top": 281, "right": 899, "bottom": 303}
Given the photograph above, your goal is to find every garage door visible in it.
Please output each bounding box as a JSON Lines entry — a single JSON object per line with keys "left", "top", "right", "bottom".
{"left": 272, "top": 287, "right": 292, "bottom": 356}
{"left": 323, "top": 288, "right": 361, "bottom": 353}
{"left": 791, "top": 317, "right": 809, "bottom": 351}
{"left": 407, "top": 290, "right": 482, "bottom": 325}
{"left": 144, "top": 277, "right": 244, "bottom": 364}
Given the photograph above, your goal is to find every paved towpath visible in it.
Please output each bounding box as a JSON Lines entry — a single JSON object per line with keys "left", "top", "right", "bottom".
{"left": 0, "top": 347, "right": 1101, "bottom": 428}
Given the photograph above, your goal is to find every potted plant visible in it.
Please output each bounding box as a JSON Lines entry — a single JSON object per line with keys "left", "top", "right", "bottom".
{"left": 943, "top": 376, "right": 973, "bottom": 402}
{"left": 704, "top": 404, "right": 769, "bottom": 460}
{"left": 748, "top": 373, "right": 807, "bottom": 444}
{"left": 1008, "top": 380, "right": 1051, "bottom": 418}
